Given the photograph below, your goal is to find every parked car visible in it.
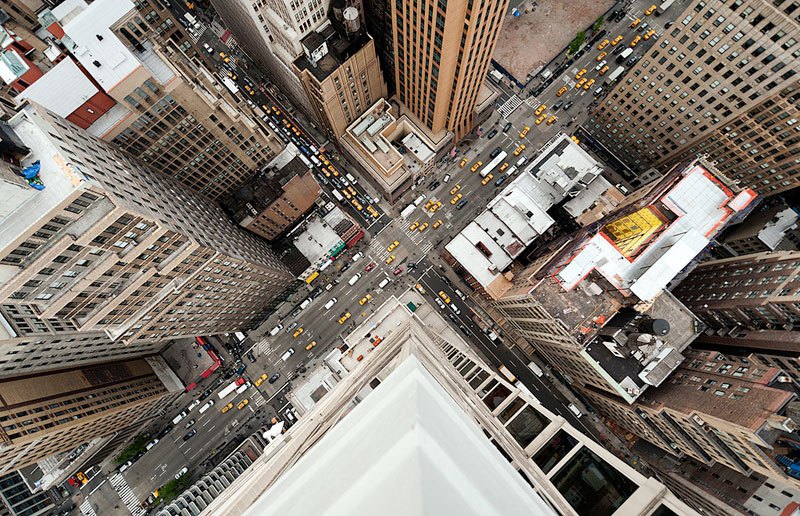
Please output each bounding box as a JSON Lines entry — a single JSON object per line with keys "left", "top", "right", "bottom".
{"left": 183, "top": 429, "right": 197, "bottom": 442}
{"left": 486, "top": 129, "right": 498, "bottom": 138}
{"left": 174, "top": 467, "right": 188, "bottom": 480}
{"left": 269, "top": 372, "right": 281, "bottom": 383}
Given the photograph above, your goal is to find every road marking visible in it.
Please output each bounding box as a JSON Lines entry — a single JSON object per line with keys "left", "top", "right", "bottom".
{"left": 88, "top": 479, "right": 106, "bottom": 495}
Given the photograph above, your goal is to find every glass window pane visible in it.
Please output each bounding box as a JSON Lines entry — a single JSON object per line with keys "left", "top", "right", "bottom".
{"left": 483, "top": 383, "right": 512, "bottom": 410}
{"left": 551, "top": 447, "right": 638, "bottom": 516}
{"left": 506, "top": 405, "right": 549, "bottom": 448}
{"left": 533, "top": 430, "right": 578, "bottom": 473}
{"left": 498, "top": 397, "right": 525, "bottom": 423}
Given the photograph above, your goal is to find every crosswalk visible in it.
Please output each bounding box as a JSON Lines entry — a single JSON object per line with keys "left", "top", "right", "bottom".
{"left": 525, "top": 96, "right": 543, "bottom": 110}
{"left": 498, "top": 95, "right": 523, "bottom": 119}
{"left": 79, "top": 500, "right": 97, "bottom": 516}
{"left": 187, "top": 24, "right": 208, "bottom": 43}
{"left": 109, "top": 474, "right": 146, "bottom": 516}
{"left": 254, "top": 393, "right": 267, "bottom": 407}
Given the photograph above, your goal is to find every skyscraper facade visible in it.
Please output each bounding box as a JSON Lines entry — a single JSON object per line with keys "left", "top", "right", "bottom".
{"left": 584, "top": 0, "right": 800, "bottom": 195}
{"left": 0, "top": 103, "right": 293, "bottom": 378}
{"left": 391, "top": 0, "right": 509, "bottom": 141}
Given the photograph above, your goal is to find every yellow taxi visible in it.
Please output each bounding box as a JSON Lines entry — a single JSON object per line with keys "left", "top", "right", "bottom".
{"left": 430, "top": 201, "right": 442, "bottom": 213}
{"left": 342, "top": 189, "right": 352, "bottom": 199}
{"left": 433, "top": 219, "right": 443, "bottom": 229}
{"left": 367, "top": 205, "right": 380, "bottom": 218}
{"left": 338, "top": 312, "right": 352, "bottom": 325}
{"left": 293, "top": 327, "right": 304, "bottom": 338}
{"left": 575, "top": 68, "right": 587, "bottom": 80}
{"left": 387, "top": 240, "right": 400, "bottom": 252}
{"left": 358, "top": 294, "right": 373, "bottom": 306}
{"left": 557, "top": 85, "right": 568, "bottom": 97}
{"left": 596, "top": 51, "right": 607, "bottom": 61}
{"left": 499, "top": 162, "right": 509, "bottom": 173}
{"left": 450, "top": 193, "right": 463, "bottom": 205}
{"left": 438, "top": 291, "right": 451, "bottom": 304}
{"left": 611, "top": 35, "right": 624, "bottom": 46}
{"left": 221, "top": 402, "right": 234, "bottom": 414}
{"left": 386, "top": 254, "right": 396, "bottom": 265}
{"left": 237, "top": 399, "right": 249, "bottom": 410}
{"left": 351, "top": 199, "right": 363, "bottom": 211}
{"left": 643, "top": 29, "right": 657, "bottom": 40}
{"left": 459, "top": 157, "right": 468, "bottom": 168}
{"left": 630, "top": 17, "right": 641, "bottom": 28}
{"left": 546, "top": 115, "right": 557, "bottom": 125}
{"left": 347, "top": 186, "right": 357, "bottom": 197}
{"left": 305, "top": 340, "right": 317, "bottom": 351}
{"left": 645, "top": 4, "right": 657, "bottom": 15}
{"left": 470, "top": 161, "right": 483, "bottom": 173}
{"left": 597, "top": 39, "right": 610, "bottom": 50}
{"left": 418, "top": 222, "right": 429, "bottom": 232}
{"left": 534, "top": 104, "right": 547, "bottom": 116}
{"left": 254, "top": 373, "right": 268, "bottom": 387}
{"left": 575, "top": 77, "right": 588, "bottom": 89}
{"left": 519, "top": 126, "right": 530, "bottom": 138}
{"left": 535, "top": 114, "right": 547, "bottom": 125}
{"left": 410, "top": 221, "right": 420, "bottom": 231}
{"left": 513, "top": 144, "right": 526, "bottom": 156}
{"left": 481, "top": 174, "right": 494, "bottom": 185}
{"left": 598, "top": 65, "right": 610, "bottom": 75}
{"left": 583, "top": 78, "right": 596, "bottom": 90}
{"left": 630, "top": 35, "right": 641, "bottom": 47}
{"left": 449, "top": 184, "right": 461, "bottom": 195}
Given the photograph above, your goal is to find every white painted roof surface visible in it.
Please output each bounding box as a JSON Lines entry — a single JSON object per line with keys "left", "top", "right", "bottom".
{"left": 245, "top": 355, "right": 556, "bottom": 516}
{"left": 557, "top": 165, "right": 740, "bottom": 301}
{"left": 16, "top": 58, "right": 98, "bottom": 117}
{"left": 759, "top": 207, "right": 799, "bottom": 250}
{"left": 445, "top": 229, "right": 504, "bottom": 288}
{"left": 62, "top": 0, "right": 141, "bottom": 91}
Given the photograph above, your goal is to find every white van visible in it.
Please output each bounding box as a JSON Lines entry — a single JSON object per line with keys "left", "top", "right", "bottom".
{"left": 281, "top": 348, "right": 295, "bottom": 361}
{"left": 348, "top": 273, "right": 362, "bottom": 286}
{"left": 234, "top": 331, "right": 246, "bottom": 343}
{"left": 324, "top": 298, "right": 338, "bottom": 310}
{"left": 352, "top": 252, "right": 363, "bottom": 262}
{"left": 345, "top": 172, "right": 358, "bottom": 184}
{"left": 449, "top": 303, "right": 461, "bottom": 315}
{"left": 199, "top": 400, "right": 215, "bottom": 414}
{"left": 516, "top": 156, "right": 527, "bottom": 167}
{"left": 568, "top": 403, "right": 583, "bottom": 418}
{"left": 527, "top": 361, "right": 544, "bottom": 377}
{"left": 378, "top": 278, "right": 390, "bottom": 289}
{"left": 300, "top": 298, "right": 311, "bottom": 310}
{"left": 269, "top": 324, "right": 283, "bottom": 336}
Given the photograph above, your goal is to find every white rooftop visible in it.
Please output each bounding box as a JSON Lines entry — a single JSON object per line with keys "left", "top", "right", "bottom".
{"left": 245, "top": 355, "right": 555, "bottom": 516}
{"left": 293, "top": 215, "right": 343, "bottom": 263}
{"left": 759, "top": 207, "right": 799, "bottom": 250}
{"left": 445, "top": 134, "right": 608, "bottom": 292}
{"left": 557, "top": 164, "right": 751, "bottom": 300}
{"left": 62, "top": 0, "right": 142, "bottom": 91}
{"left": 16, "top": 58, "right": 99, "bottom": 117}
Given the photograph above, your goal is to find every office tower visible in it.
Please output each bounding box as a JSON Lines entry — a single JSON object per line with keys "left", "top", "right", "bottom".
{"left": 718, "top": 202, "right": 800, "bottom": 256}
{"left": 584, "top": 0, "right": 800, "bottom": 195}
{"left": 0, "top": 103, "right": 293, "bottom": 377}
{"left": 293, "top": 18, "right": 388, "bottom": 139}
{"left": 391, "top": 0, "right": 509, "bottom": 142}
{"left": 0, "top": 470, "right": 53, "bottom": 516}
{"left": 209, "top": 0, "right": 330, "bottom": 114}
{"left": 198, "top": 290, "right": 694, "bottom": 515}
{"left": 224, "top": 144, "right": 321, "bottom": 240}
{"left": 674, "top": 250, "right": 800, "bottom": 332}
{"left": 15, "top": 0, "right": 284, "bottom": 200}
{"left": 0, "top": 357, "right": 182, "bottom": 474}
{"left": 493, "top": 160, "right": 752, "bottom": 396}
{"left": 581, "top": 348, "right": 800, "bottom": 490}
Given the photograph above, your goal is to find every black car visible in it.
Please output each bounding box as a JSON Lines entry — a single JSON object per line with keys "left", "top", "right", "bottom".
{"left": 626, "top": 56, "right": 640, "bottom": 67}
{"left": 340, "top": 262, "right": 351, "bottom": 273}
{"left": 502, "top": 122, "right": 512, "bottom": 133}
{"left": 553, "top": 100, "right": 564, "bottom": 110}
{"left": 428, "top": 181, "right": 440, "bottom": 191}
{"left": 489, "top": 147, "right": 503, "bottom": 159}
{"left": 269, "top": 372, "right": 281, "bottom": 384}
{"left": 486, "top": 129, "right": 498, "bottom": 139}
{"left": 494, "top": 175, "right": 508, "bottom": 187}
{"left": 309, "top": 286, "right": 323, "bottom": 299}
{"left": 246, "top": 351, "right": 256, "bottom": 363}
{"left": 456, "top": 199, "right": 468, "bottom": 210}
{"left": 183, "top": 429, "right": 197, "bottom": 442}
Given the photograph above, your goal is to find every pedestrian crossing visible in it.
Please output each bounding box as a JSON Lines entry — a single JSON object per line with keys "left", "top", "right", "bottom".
{"left": 257, "top": 338, "right": 273, "bottom": 355}
{"left": 79, "top": 500, "right": 97, "bottom": 516}
{"left": 109, "top": 474, "right": 146, "bottom": 516}
{"left": 254, "top": 394, "right": 267, "bottom": 407}
{"left": 525, "top": 96, "right": 543, "bottom": 109}
{"left": 497, "top": 95, "right": 523, "bottom": 119}
{"left": 187, "top": 24, "right": 208, "bottom": 43}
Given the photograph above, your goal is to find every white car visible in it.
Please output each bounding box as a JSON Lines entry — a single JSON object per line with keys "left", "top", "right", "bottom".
{"left": 352, "top": 252, "right": 363, "bottom": 262}
{"left": 175, "top": 466, "right": 188, "bottom": 480}
{"left": 187, "top": 400, "right": 200, "bottom": 411}
{"left": 595, "top": 60, "right": 607, "bottom": 71}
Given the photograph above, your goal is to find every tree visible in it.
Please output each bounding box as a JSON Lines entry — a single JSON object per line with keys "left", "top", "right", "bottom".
{"left": 568, "top": 31, "right": 586, "bottom": 55}
{"left": 157, "top": 476, "right": 192, "bottom": 504}
{"left": 593, "top": 15, "right": 605, "bottom": 33}
{"left": 114, "top": 434, "right": 148, "bottom": 464}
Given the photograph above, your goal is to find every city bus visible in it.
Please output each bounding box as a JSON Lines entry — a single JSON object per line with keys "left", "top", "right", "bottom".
{"left": 480, "top": 151, "right": 508, "bottom": 178}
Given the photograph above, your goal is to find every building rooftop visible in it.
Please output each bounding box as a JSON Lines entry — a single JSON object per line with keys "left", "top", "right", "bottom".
{"left": 445, "top": 134, "right": 610, "bottom": 297}
{"left": 556, "top": 163, "right": 756, "bottom": 301}
{"left": 16, "top": 58, "right": 99, "bottom": 118}
{"left": 294, "top": 21, "right": 373, "bottom": 83}
{"left": 60, "top": 0, "right": 141, "bottom": 91}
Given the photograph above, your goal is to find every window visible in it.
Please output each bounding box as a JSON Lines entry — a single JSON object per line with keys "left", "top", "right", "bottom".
{"left": 551, "top": 447, "right": 638, "bottom": 516}
{"left": 533, "top": 430, "right": 578, "bottom": 473}
{"left": 505, "top": 405, "right": 549, "bottom": 448}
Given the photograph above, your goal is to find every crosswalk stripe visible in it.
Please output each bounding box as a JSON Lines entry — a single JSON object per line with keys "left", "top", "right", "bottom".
{"left": 498, "top": 95, "right": 523, "bottom": 119}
